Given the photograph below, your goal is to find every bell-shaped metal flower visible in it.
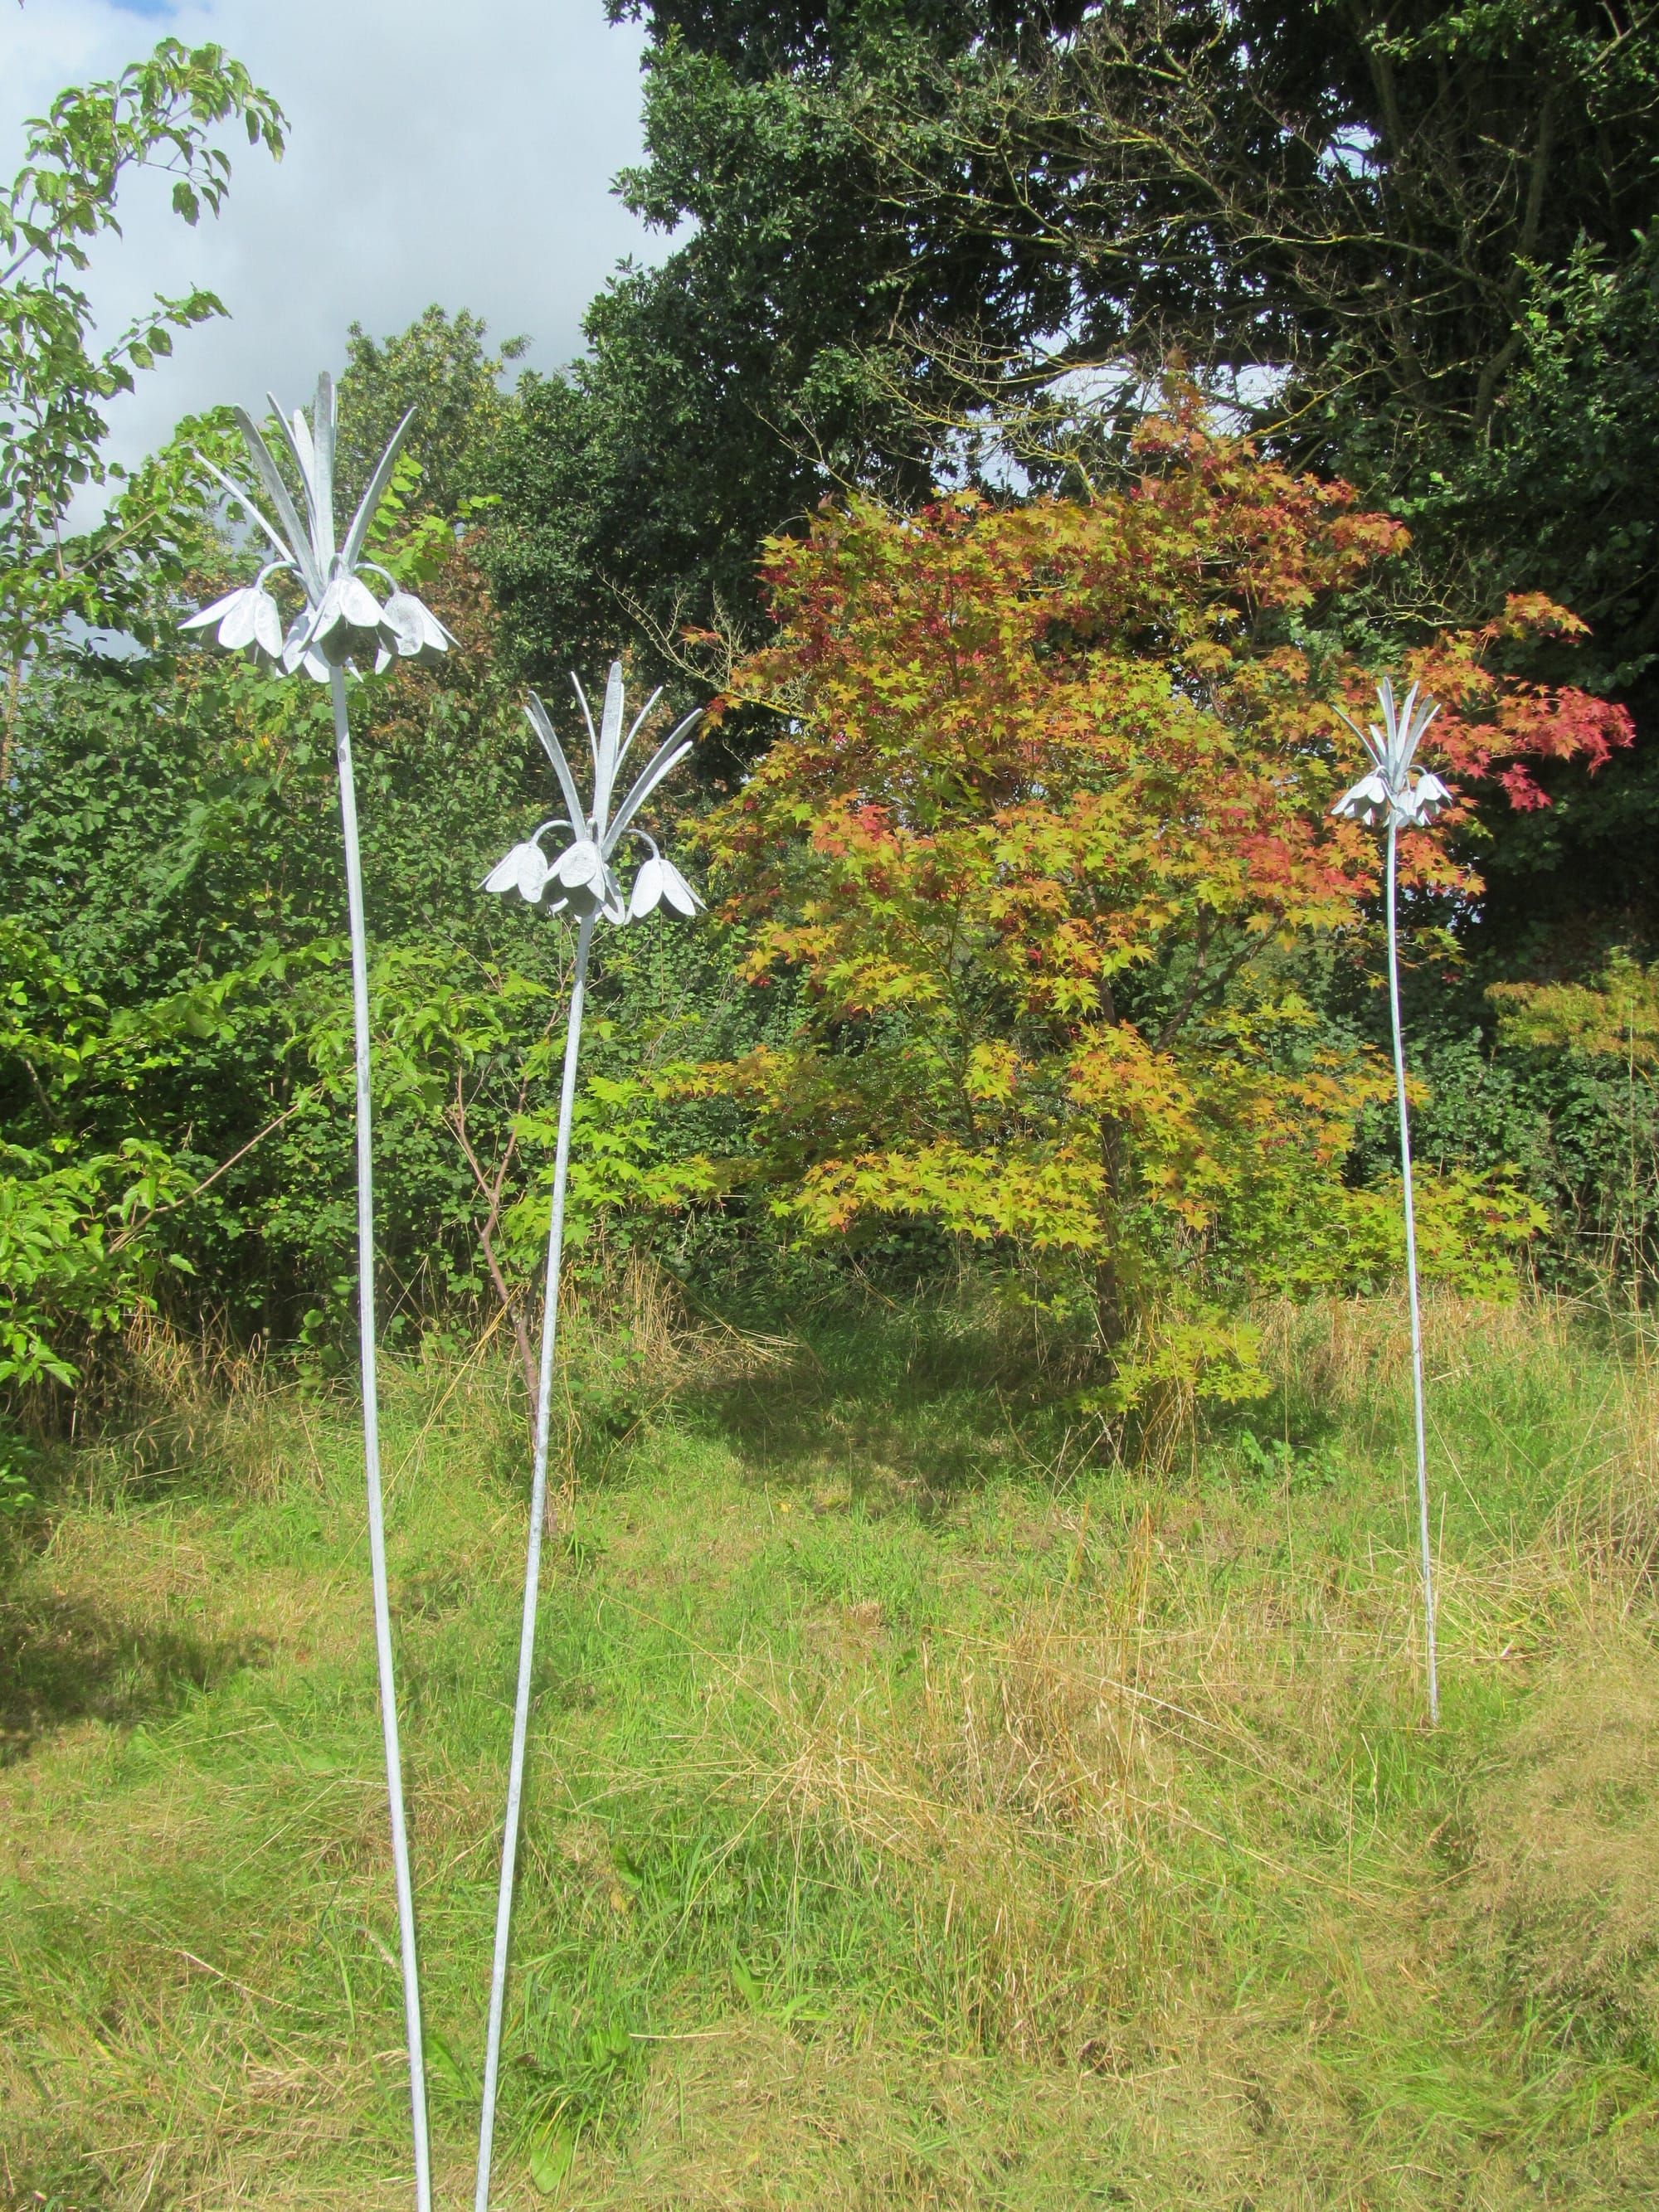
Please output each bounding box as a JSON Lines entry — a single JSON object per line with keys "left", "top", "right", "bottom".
{"left": 1398, "top": 770, "right": 1452, "bottom": 827}
{"left": 544, "top": 837, "right": 626, "bottom": 924}
{"left": 179, "top": 571, "right": 286, "bottom": 668}
{"left": 377, "top": 590, "right": 453, "bottom": 673}
{"left": 1331, "top": 768, "right": 1390, "bottom": 825}
{"left": 482, "top": 662, "right": 703, "bottom": 933}
{"left": 182, "top": 372, "right": 455, "bottom": 688}
{"left": 306, "top": 573, "right": 388, "bottom": 666}
{"left": 481, "top": 839, "right": 552, "bottom": 902}
{"left": 628, "top": 845, "right": 703, "bottom": 921}
{"left": 1331, "top": 678, "right": 1448, "bottom": 830}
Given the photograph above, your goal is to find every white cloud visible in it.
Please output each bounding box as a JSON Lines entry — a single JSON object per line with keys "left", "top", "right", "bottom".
{"left": 2, "top": 0, "right": 663, "bottom": 517}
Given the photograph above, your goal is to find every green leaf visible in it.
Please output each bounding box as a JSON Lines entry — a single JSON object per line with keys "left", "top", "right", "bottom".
{"left": 426, "top": 2033, "right": 479, "bottom": 2103}
{"left": 528, "top": 2127, "right": 576, "bottom": 2195}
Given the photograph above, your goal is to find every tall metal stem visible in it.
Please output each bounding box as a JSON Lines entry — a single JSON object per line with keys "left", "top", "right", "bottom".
{"left": 332, "top": 667, "right": 432, "bottom": 2207}
{"left": 1385, "top": 819, "right": 1439, "bottom": 1727}
{"left": 475, "top": 913, "right": 596, "bottom": 2210}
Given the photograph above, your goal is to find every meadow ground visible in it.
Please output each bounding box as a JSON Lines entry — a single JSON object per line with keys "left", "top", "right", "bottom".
{"left": 2, "top": 1285, "right": 1658, "bottom": 2210}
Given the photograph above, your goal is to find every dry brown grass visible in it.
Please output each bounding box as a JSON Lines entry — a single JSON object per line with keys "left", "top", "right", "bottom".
{"left": 1467, "top": 1636, "right": 1659, "bottom": 2059}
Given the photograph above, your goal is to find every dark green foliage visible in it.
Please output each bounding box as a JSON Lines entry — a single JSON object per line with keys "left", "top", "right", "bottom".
{"left": 0, "top": 546, "right": 803, "bottom": 1364}
{"left": 1345, "top": 947, "right": 1659, "bottom": 1303}
{"left": 548, "top": 3, "right": 1659, "bottom": 922}
{"left": 479, "top": 7, "right": 1094, "bottom": 698}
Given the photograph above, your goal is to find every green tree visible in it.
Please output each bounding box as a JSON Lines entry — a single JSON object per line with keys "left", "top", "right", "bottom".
{"left": 479, "top": 2, "right": 1082, "bottom": 698}
{"left": 335, "top": 304, "right": 526, "bottom": 519}
{"left": 1, "top": 36, "right": 285, "bottom": 778}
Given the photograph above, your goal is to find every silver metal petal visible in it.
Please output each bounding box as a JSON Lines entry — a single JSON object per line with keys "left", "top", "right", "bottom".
{"left": 217, "top": 591, "right": 260, "bottom": 652}
{"left": 627, "top": 855, "right": 666, "bottom": 919}
{"left": 595, "top": 659, "right": 625, "bottom": 831}
{"left": 658, "top": 859, "right": 703, "bottom": 917}
{"left": 380, "top": 590, "right": 453, "bottom": 669}
{"left": 515, "top": 845, "right": 551, "bottom": 900}
{"left": 570, "top": 671, "right": 601, "bottom": 784}
{"left": 552, "top": 839, "right": 606, "bottom": 889}
{"left": 1334, "top": 703, "right": 1387, "bottom": 776}
{"left": 275, "top": 396, "right": 315, "bottom": 503}
{"left": 339, "top": 576, "right": 384, "bottom": 630}
{"left": 484, "top": 841, "right": 538, "bottom": 895}
{"left": 603, "top": 709, "right": 701, "bottom": 856}
{"left": 310, "top": 374, "right": 338, "bottom": 565}
{"left": 377, "top": 598, "right": 418, "bottom": 656}
{"left": 231, "top": 411, "right": 319, "bottom": 596}
{"left": 1376, "top": 675, "right": 1400, "bottom": 756}
{"left": 615, "top": 685, "right": 664, "bottom": 784}
{"left": 307, "top": 578, "right": 350, "bottom": 658}
{"left": 181, "top": 586, "right": 247, "bottom": 634}
{"left": 524, "top": 697, "right": 590, "bottom": 841}
{"left": 308, "top": 576, "right": 382, "bottom": 666}
{"left": 251, "top": 591, "right": 285, "bottom": 659}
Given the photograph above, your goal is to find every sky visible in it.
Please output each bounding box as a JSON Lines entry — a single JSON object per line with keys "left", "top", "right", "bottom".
{"left": 1, "top": 0, "right": 664, "bottom": 518}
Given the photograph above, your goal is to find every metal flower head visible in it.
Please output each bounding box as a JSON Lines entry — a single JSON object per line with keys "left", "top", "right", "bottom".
{"left": 181, "top": 372, "right": 455, "bottom": 681}
{"left": 1331, "top": 678, "right": 1453, "bottom": 829}
{"left": 483, "top": 661, "right": 703, "bottom": 927}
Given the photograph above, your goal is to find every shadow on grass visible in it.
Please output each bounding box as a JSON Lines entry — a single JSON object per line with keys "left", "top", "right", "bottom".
{"left": 696, "top": 1303, "right": 1067, "bottom": 1509}
{"left": 0, "top": 1586, "right": 268, "bottom": 1765}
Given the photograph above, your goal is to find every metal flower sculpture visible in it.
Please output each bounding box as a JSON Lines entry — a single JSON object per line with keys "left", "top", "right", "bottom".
{"left": 474, "top": 664, "right": 700, "bottom": 2211}
{"left": 182, "top": 374, "right": 452, "bottom": 2210}
{"left": 1332, "top": 678, "right": 1452, "bottom": 1727}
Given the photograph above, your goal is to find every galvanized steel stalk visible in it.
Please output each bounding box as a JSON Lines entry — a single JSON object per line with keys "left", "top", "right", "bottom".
{"left": 1385, "top": 818, "right": 1439, "bottom": 1728}
{"left": 333, "top": 666, "right": 433, "bottom": 2207}
{"left": 474, "top": 912, "right": 596, "bottom": 2210}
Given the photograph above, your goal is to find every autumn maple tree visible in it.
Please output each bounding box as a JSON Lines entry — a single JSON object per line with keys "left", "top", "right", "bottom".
{"left": 697, "top": 411, "right": 1630, "bottom": 1403}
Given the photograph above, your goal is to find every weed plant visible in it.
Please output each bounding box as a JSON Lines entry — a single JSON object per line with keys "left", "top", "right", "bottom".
{"left": 2, "top": 1283, "right": 1657, "bottom": 2208}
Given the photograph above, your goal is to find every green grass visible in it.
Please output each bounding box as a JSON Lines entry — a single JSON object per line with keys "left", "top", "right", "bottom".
{"left": 2, "top": 1288, "right": 1658, "bottom": 2208}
